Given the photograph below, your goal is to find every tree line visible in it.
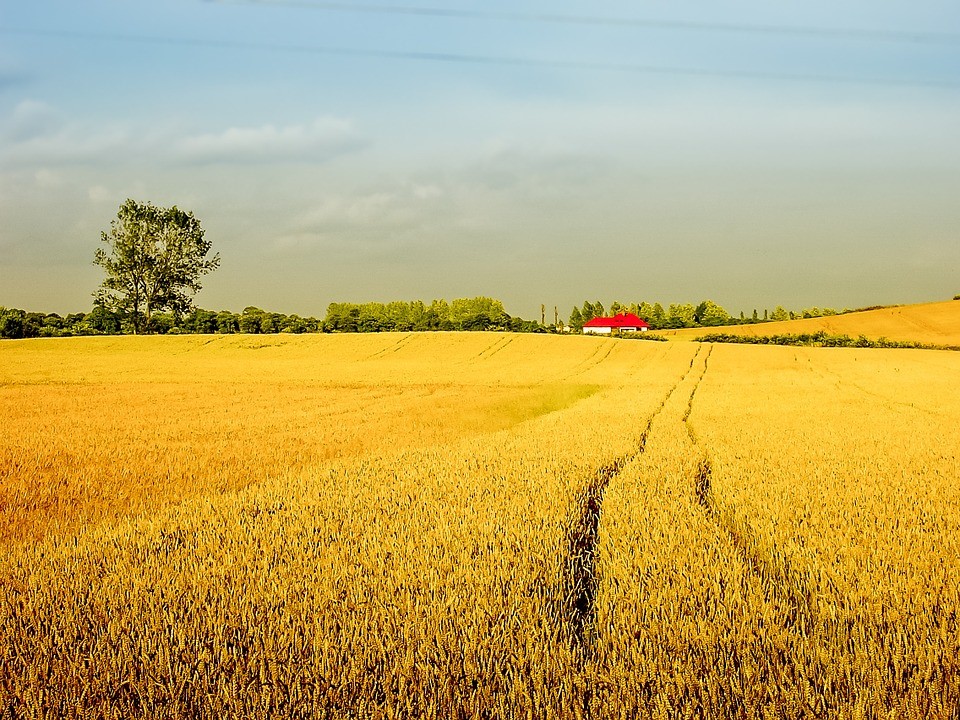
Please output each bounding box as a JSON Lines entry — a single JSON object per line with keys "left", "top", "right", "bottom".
{"left": 324, "top": 298, "right": 544, "bottom": 333}
{"left": 569, "top": 300, "right": 861, "bottom": 331}
{"left": 0, "top": 305, "right": 316, "bottom": 339}
{"left": 0, "top": 298, "right": 872, "bottom": 340}
{"left": 0, "top": 297, "right": 548, "bottom": 340}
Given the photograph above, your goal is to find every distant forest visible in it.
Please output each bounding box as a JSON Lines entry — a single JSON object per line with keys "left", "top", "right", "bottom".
{"left": 0, "top": 297, "right": 878, "bottom": 340}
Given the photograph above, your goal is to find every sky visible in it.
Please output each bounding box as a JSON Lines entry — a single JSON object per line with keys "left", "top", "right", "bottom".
{"left": 1, "top": 0, "right": 959, "bottom": 320}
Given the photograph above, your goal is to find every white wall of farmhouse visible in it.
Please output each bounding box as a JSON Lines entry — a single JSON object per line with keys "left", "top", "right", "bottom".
{"left": 583, "top": 326, "right": 612, "bottom": 334}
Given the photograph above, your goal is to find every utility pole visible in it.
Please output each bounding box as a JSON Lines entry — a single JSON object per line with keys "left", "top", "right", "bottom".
{"left": 554, "top": 306, "right": 558, "bottom": 325}
{"left": 541, "top": 304, "right": 545, "bottom": 325}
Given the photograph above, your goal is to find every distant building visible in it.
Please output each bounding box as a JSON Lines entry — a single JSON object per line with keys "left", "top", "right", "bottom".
{"left": 582, "top": 313, "right": 650, "bottom": 335}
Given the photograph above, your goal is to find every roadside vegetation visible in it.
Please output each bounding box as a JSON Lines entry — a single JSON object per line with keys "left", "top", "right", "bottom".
{"left": 699, "top": 330, "right": 960, "bottom": 351}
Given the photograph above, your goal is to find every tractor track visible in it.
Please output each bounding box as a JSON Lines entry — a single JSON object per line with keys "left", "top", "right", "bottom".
{"left": 562, "top": 345, "right": 704, "bottom": 652}
{"left": 471, "top": 335, "right": 510, "bottom": 361}
{"left": 682, "top": 346, "right": 817, "bottom": 638}
{"left": 483, "top": 336, "right": 515, "bottom": 359}
{"left": 365, "top": 333, "right": 414, "bottom": 360}
{"left": 561, "top": 341, "right": 608, "bottom": 379}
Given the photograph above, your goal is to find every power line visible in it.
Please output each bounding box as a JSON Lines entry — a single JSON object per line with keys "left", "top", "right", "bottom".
{"left": 207, "top": 0, "right": 960, "bottom": 46}
{"left": 1, "top": 26, "right": 957, "bottom": 90}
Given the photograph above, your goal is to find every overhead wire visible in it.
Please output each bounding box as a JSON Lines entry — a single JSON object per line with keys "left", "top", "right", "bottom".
{"left": 0, "top": 25, "right": 957, "bottom": 90}
{"left": 206, "top": 0, "right": 960, "bottom": 46}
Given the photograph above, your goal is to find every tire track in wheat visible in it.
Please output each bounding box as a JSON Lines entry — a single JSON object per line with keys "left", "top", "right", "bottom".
{"left": 562, "top": 346, "right": 704, "bottom": 652}
{"left": 365, "top": 333, "right": 414, "bottom": 360}
{"left": 683, "top": 345, "right": 818, "bottom": 637}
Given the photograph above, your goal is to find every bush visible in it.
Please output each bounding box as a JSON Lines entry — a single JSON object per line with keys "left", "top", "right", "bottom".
{"left": 621, "top": 332, "right": 668, "bottom": 342}
{"left": 697, "top": 332, "right": 959, "bottom": 352}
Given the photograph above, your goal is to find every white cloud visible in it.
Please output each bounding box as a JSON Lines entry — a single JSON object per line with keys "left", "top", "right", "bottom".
{"left": 297, "top": 191, "right": 421, "bottom": 231}
{"left": 3, "top": 125, "right": 133, "bottom": 165}
{"left": 2, "top": 100, "right": 134, "bottom": 167}
{"left": 2, "top": 107, "right": 365, "bottom": 170}
{"left": 177, "top": 117, "right": 365, "bottom": 164}
{"left": 7, "top": 99, "right": 62, "bottom": 142}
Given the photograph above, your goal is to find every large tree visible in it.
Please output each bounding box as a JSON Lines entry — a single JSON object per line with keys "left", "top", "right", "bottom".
{"left": 94, "top": 199, "right": 219, "bottom": 333}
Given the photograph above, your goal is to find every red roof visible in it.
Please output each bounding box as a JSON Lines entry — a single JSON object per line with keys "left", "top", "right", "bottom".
{"left": 583, "top": 313, "right": 650, "bottom": 329}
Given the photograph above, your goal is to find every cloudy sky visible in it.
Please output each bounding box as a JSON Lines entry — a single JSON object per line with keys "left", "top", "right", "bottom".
{"left": 1, "top": 0, "right": 958, "bottom": 319}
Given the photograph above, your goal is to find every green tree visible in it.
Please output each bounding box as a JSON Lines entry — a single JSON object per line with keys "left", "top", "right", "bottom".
{"left": 694, "top": 300, "right": 730, "bottom": 327}
{"left": 184, "top": 308, "right": 218, "bottom": 334}
{"left": 280, "top": 315, "right": 307, "bottom": 333}
{"left": 260, "top": 313, "right": 279, "bottom": 333}
{"left": 239, "top": 307, "right": 263, "bottom": 334}
{"left": 449, "top": 297, "right": 507, "bottom": 330}
{"left": 149, "top": 312, "right": 175, "bottom": 334}
{"left": 358, "top": 303, "right": 385, "bottom": 332}
{"left": 0, "top": 308, "right": 26, "bottom": 339}
{"left": 324, "top": 303, "right": 357, "bottom": 332}
{"left": 94, "top": 199, "right": 219, "bottom": 333}
{"left": 216, "top": 310, "right": 239, "bottom": 333}
{"left": 569, "top": 306, "right": 584, "bottom": 331}
{"left": 770, "top": 306, "right": 790, "bottom": 321}
{"left": 650, "top": 303, "right": 666, "bottom": 329}
{"left": 666, "top": 303, "right": 697, "bottom": 328}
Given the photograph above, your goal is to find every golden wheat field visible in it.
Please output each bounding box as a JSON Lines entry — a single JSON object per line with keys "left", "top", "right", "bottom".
{"left": 659, "top": 298, "right": 960, "bottom": 345}
{"left": 1, "top": 331, "right": 959, "bottom": 718}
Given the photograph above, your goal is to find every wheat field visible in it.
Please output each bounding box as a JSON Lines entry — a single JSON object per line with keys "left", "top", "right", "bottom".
{"left": 659, "top": 298, "right": 960, "bottom": 345}
{"left": 1, "top": 332, "right": 958, "bottom": 718}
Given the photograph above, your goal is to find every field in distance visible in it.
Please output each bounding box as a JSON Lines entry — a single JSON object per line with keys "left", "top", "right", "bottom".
{"left": 1, "top": 332, "right": 959, "bottom": 718}
{"left": 658, "top": 298, "right": 960, "bottom": 345}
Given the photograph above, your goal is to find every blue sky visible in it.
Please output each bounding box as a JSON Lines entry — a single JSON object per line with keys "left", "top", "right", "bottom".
{"left": 1, "top": 0, "right": 959, "bottom": 318}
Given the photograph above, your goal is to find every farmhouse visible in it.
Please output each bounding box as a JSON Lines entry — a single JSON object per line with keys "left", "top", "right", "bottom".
{"left": 582, "top": 313, "right": 650, "bottom": 335}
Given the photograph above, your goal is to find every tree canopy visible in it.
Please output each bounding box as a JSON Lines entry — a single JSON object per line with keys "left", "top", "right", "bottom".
{"left": 94, "top": 199, "right": 219, "bottom": 333}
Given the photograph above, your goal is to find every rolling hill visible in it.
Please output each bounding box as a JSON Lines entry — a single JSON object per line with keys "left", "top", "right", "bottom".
{"left": 658, "top": 299, "right": 960, "bottom": 345}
